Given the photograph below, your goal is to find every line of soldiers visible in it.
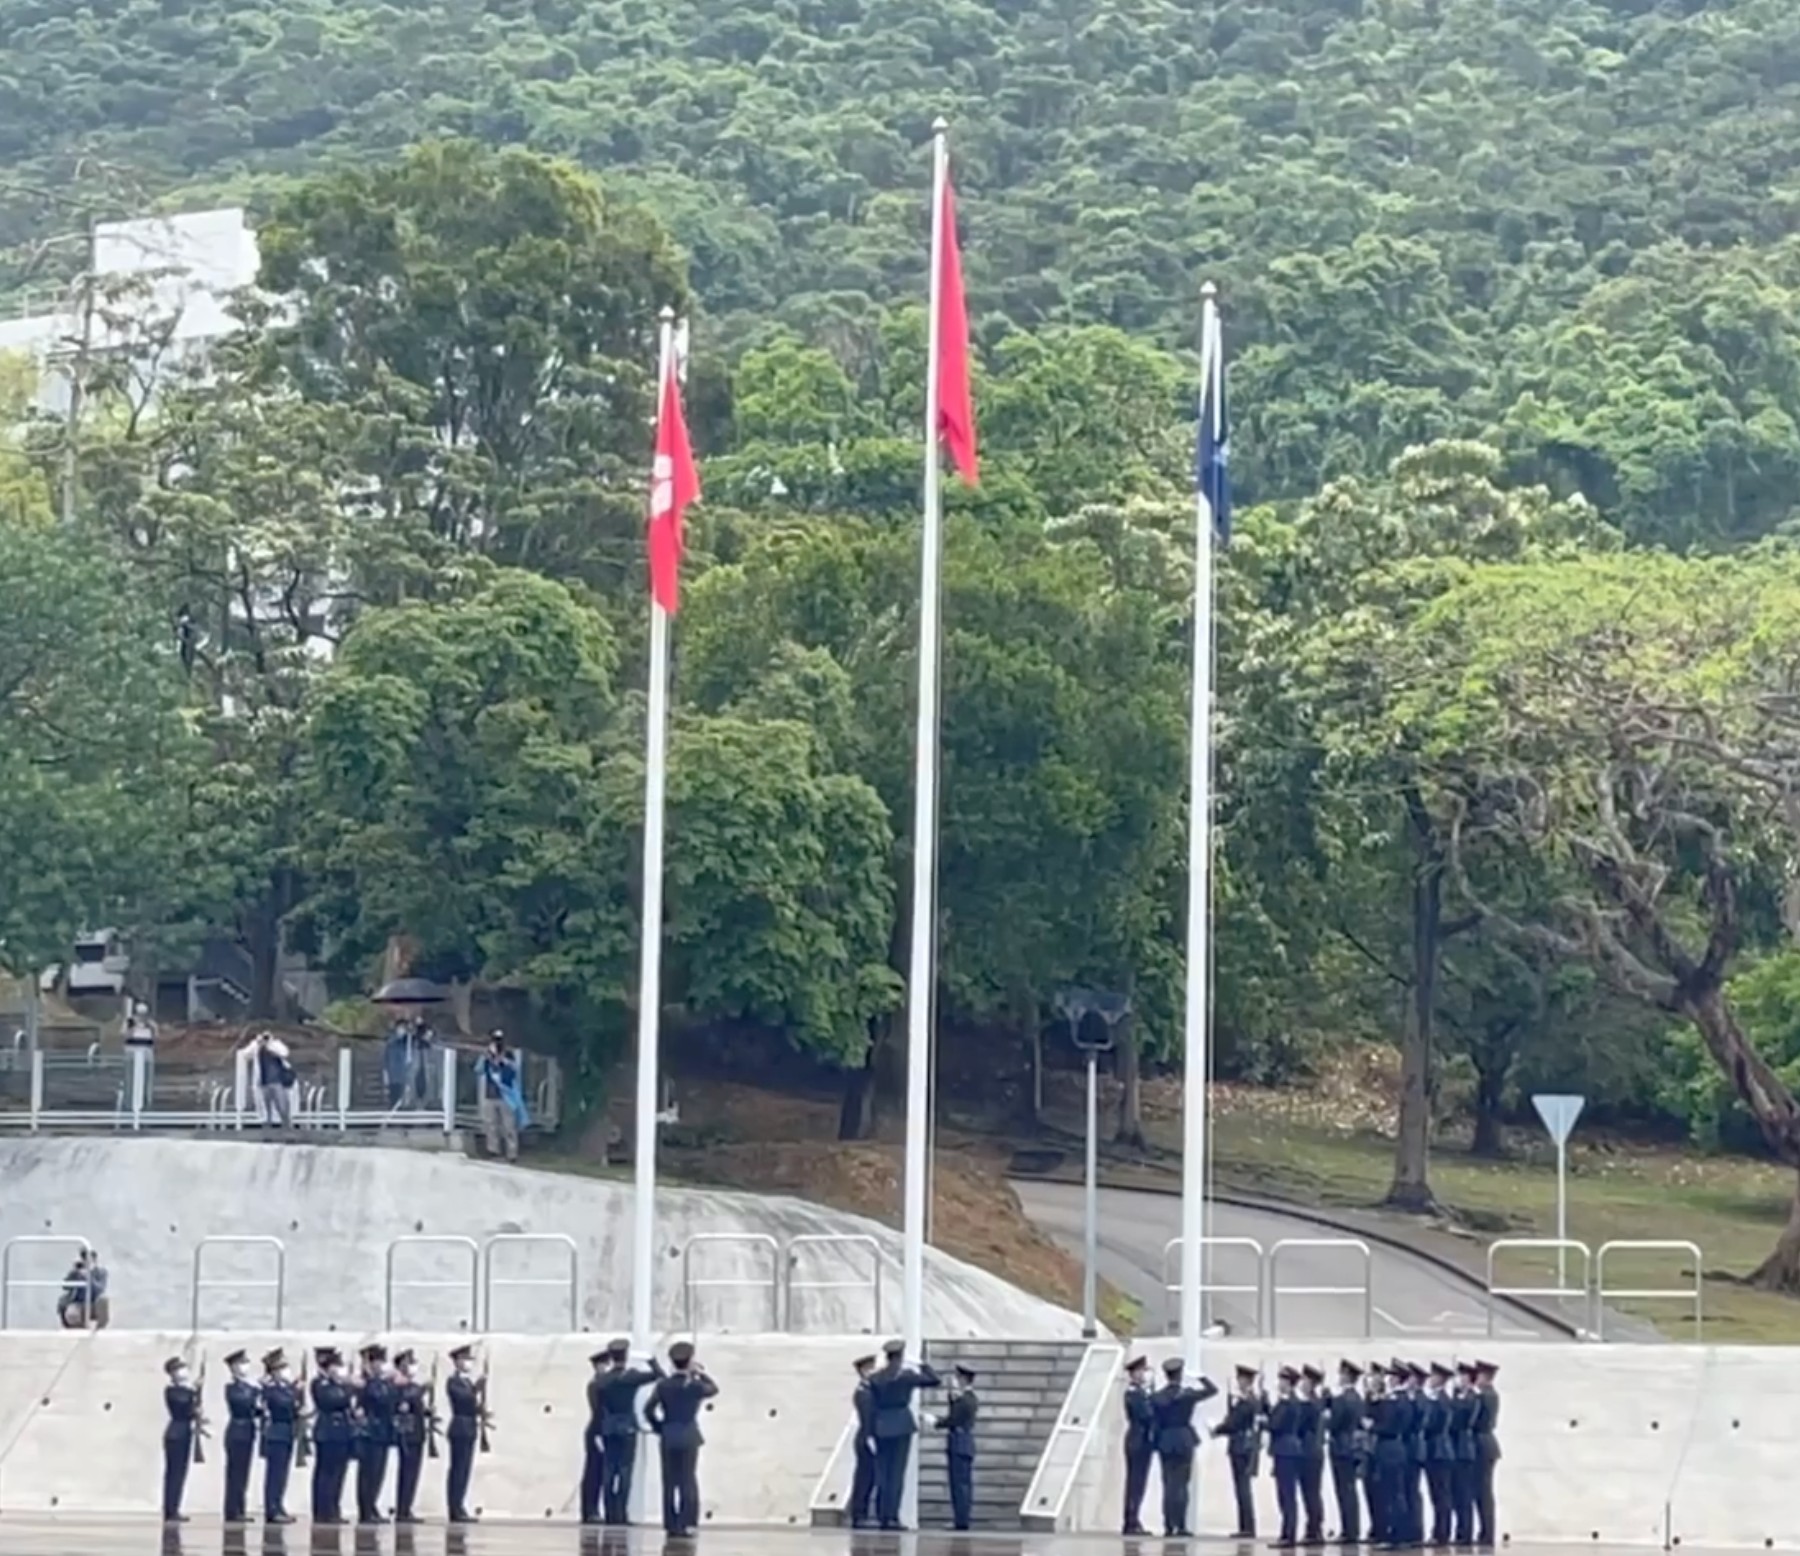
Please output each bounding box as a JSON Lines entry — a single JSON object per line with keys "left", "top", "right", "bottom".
{"left": 1121, "top": 1355, "right": 1221, "bottom": 1537}
{"left": 581, "top": 1339, "right": 718, "bottom": 1536}
{"left": 1200, "top": 1357, "right": 1501, "bottom": 1549}
{"left": 161, "top": 1342, "right": 487, "bottom": 1526}
{"left": 844, "top": 1338, "right": 979, "bottom": 1532}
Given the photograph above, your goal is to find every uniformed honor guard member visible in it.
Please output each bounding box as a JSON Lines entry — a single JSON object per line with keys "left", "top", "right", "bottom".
{"left": 1409, "top": 1363, "right": 1433, "bottom": 1546}
{"left": 1150, "top": 1355, "right": 1218, "bottom": 1539}
{"left": 933, "top": 1363, "right": 979, "bottom": 1531}
{"left": 259, "top": 1349, "right": 299, "bottom": 1525}
{"left": 221, "top": 1349, "right": 261, "bottom": 1523}
{"left": 645, "top": 1340, "right": 719, "bottom": 1536}
{"left": 1472, "top": 1361, "right": 1501, "bottom": 1550}
{"left": 391, "top": 1350, "right": 429, "bottom": 1524}
{"left": 310, "top": 1347, "right": 355, "bottom": 1524}
{"left": 1121, "top": 1356, "right": 1156, "bottom": 1535}
{"left": 864, "top": 1338, "right": 941, "bottom": 1532}
{"left": 444, "top": 1344, "right": 481, "bottom": 1524}
{"left": 1363, "top": 1363, "right": 1387, "bottom": 1542}
{"left": 162, "top": 1355, "right": 199, "bottom": 1523}
{"left": 1212, "top": 1363, "right": 1264, "bottom": 1538}
{"left": 594, "top": 1337, "right": 664, "bottom": 1524}
{"left": 1371, "top": 1362, "right": 1409, "bottom": 1548}
{"left": 579, "top": 1347, "right": 609, "bottom": 1524}
{"left": 1449, "top": 1363, "right": 1478, "bottom": 1547}
{"left": 1299, "top": 1365, "right": 1328, "bottom": 1545}
{"left": 1266, "top": 1365, "right": 1305, "bottom": 1547}
{"left": 1424, "top": 1363, "right": 1456, "bottom": 1546}
{"left": 355, "top": 1343, "right": 396, "bottom": 1524}
{"left": 1328, "top": 1360, "right": 1367, "bottom": 1546}
{"left": 849, "top": 1354, "right": 879, "bottom": 1530}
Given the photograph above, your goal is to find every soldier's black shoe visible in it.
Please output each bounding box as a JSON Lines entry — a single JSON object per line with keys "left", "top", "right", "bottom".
{"left": 395, "top": 1514, "right": 423, "bottom": 1525}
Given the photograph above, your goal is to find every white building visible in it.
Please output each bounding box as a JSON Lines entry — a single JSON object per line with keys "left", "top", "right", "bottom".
{"left": 0, "top": 207, "right": 260, "bottom": 415}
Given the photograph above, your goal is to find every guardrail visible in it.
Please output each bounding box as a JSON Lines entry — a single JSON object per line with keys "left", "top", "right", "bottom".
{"left": 1269, "top": 1237, "right": 1374, "bottom": 1338}
{"left": 1019, "top": 1340, "right": 1125, "bottom": 1531}
{"left": 1161, "top": 1235, "right": 1267, "bottom": 1335}
{"left": 1485, "top": 1237, "right": 1593, "bottom": 1335}
{"left": 681, "top": 1233, "right": 781, "bottom": 1333}
{"left": 1, "top": 1234, "right": 95, "bottom": 1328}
{"left": 784, "top": 1234, "right": 882, "bottom": 1334}
{"left": 191, "top": 1236, "right": 286, "bottom": 1330}
{"left": 481, "top": 1232, "right": 580, "bottom": 1331}
{"left": 385, "top": 1235, "right": 481, "bottom": 1331}
{"left": 1595, "top": 1239, "right": 1702, "bottom": 1340}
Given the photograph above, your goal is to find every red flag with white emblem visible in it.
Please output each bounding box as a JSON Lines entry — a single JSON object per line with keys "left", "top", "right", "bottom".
{"left": 647, "top": 351, "right": 700, "bottom": 614}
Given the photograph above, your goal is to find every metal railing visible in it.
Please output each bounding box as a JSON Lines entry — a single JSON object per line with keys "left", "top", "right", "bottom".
{"left": 1486, "top": 1237, "right": 1592, "bottom": 1336}
{"left": 1268, "top": 1237, "right": 1373, "bottom": 1336}
{"left": 681, "top": 1233, "right": 781, "bottom": 1333}
{"left": 1595, "top": 1239, "right": 1702, "bottom": 1340}
{"left": 384, "top": 1235, "right": 480, "bottom": 1331}
{"left": 1019, "top": 1340, "right": 1125, "bottom": 1531}
{"left": 1160, "top": 1235, "right": 1266, "bottom": 1334}
{"left": 480, "top": 1232, "right": 580, "bottom": 1331}
{"left": 1, "top": 1234, "right": 94, "bottom": 1328}
{"left": 806, "top": 1412, "right": 864, "bottom": 1527}
{"left": 784, "top": 1234, "right": 882, "bottom": 1334}
{"left": 190, "top": 1236, "right": 286, "bottom": 1330}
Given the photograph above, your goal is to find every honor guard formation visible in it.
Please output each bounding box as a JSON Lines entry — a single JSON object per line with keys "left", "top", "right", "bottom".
{"left": 158, "top": 1337, "right": 720, "bottom": 1533}
{"left": 842, "top": 1338, "right": 982, "bottom": 1533}
{"left": 1123, "top": 1355, "right": 1502, "bottom": 1546}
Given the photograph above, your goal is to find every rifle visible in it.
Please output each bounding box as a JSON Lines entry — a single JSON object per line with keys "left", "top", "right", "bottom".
{"left": 477, "top": 1353, "right": 493, "bottom": 1455}
{"left": 191, "top": 1357, "right": 210, "bottom": 1466}
{"left": 425, "top": 1359, "right": 440, "bottom": 1461}
{"left": 296, "top": 1355, "right": 313, "bottom": 1470}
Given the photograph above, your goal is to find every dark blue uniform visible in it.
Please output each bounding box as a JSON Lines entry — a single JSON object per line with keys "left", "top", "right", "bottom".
{"left": 162, "top": 1379, "right": 198, "bottom": 1521}
{"left": 1449, "top": 1387, "right": 1478, "bottom": 1545}
{"left": 222, "top": 1377, "right": 261, "bottom": 1522}
{"left": 310, "top": 1375, "right": 355, "bottom": 1523}
{"left": 1474, "top": 1383, "right": 1501, "bottom": 1548}
{"left": 260, "top": 1376, "right": 299, "bottom": 1522}
{"left": 1424, "top": 1390, "right": 1456, "bottom": 1544}
{"left": 1212, "top": 1389, "right": 1264, "bottom": 1537}
{"left": 1122, "top": 1379, "right": 1156, "bottom": 1534}
{"left": 445, "top": 1370, "right": 482, "bottom": 1522}
{"left": 595, "top": 1358, "right": 662, "bottom": 1524}
{"left": 1408, "top": 1389, "right": 1429, "bottom": 1544}
{"left": 1328, "top": 1388, "right": 1368, "bottom": 1544}
{"left": 1299, "top": 1392, "right": 1327, "bottom": 1541}
{"left": 864, "top": 1358, "right": 940, "bottom": 1531}
{"left": 1268, "top": 1394, "right": 1307, "bottom": 1545}
{"left": 356, "top": 1372, "right": 396, "bottom": 1522}
{"left": 935, "top": 1387, "right": 978, "bottom": 1531}
{"left": 1150, "top": 1373, "right": 1218, "bottom": 1537}
{"left": 392, "top": 1377, "right": 429, "bottom": 1521}
{"left": 849, "top": 1378, "right": 878, "bottom": 1528}
{"left": 1370, "top": 1392, "right": 1408, "bottom": 1545}
{"left": 646, "top": 1367, "right": 719, "bottom": 1535}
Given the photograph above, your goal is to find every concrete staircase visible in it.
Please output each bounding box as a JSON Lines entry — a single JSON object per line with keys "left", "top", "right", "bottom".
{"left": 915, "top": 1337, "right": 1087, "bottom": 1531}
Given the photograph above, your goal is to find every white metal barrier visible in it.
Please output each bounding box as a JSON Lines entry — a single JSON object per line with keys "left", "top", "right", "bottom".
{"left": 1268, "top": 1237, "right": 1373, "bottom": 1336}
{"left": 190, "top": 1235, "right": 286, "bottom": 1330}
{"left": 1161, "top": 1236, "right": 1266, "bottom": 1334}
{"left": 480, "top": 1232, "right": 580, "bottom": 1331}
{"left": 1, "top": 1234, "right": 94, "bottom": 1328}
{"left": 784, "top": 1233, "right": 882, "bottom": 1334}
{"left": 1595, "top": 1239, "right": 1702, "bottom": 1339}
{"left": 681, "top": 1233, "right": 781, "bottom": 1332}
{"left": 1486, "top": 1237, "right": 1592, "bottom": 1336}
{"left": 1020, "top": 1340, "right": 1125, "bottom": 1530}
{"left": 805, "top": 1413, "right": 864, "bottom": 1527}
{"left": 385, "top": 1235, "right": 480, "bottom": 1330}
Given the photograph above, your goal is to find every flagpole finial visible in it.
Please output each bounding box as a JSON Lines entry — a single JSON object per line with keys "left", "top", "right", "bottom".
{"left": 659, "top": 304, "right": 676, "bottom": 323}
{"left": 1201, "top": 279, "right": 1219, "bottom": 299}
{"left": 932, "top": 115, "right": 949, "bottom": 133}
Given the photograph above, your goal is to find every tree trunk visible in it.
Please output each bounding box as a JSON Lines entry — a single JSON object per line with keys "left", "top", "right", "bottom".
{"left": 1386, "top": 801, "right": 1443, "bottom": 1213}
{"left": 1114, "top": 1021, "right": 1147, "bottom": 1150}
{"left": 1470, "top": 1056, "right": 1506, "bottom": 1158}
{"left": 837, "top": 1035, "right": 879, "bottom": 1141}
{"left": 1747, "top": 1166, "right": 1800, "bottom": 1294}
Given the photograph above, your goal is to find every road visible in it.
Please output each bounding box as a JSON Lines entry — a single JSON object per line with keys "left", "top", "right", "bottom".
{"left": 1011, "top": 1178, "right": 1579, "bottom": 1342}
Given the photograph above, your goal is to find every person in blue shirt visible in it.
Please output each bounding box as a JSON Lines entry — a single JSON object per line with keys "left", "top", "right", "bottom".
{"left": 476, "top": 1031, "right": 528, "bottom": 1162}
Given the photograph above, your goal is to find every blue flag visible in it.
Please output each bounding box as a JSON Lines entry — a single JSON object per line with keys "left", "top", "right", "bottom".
{"left": 1196, "top": 312, "right": 1230, "bottom": 546}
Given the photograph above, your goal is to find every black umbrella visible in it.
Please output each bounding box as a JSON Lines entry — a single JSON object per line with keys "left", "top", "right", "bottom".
{"left": 371, "top": 978, "right": 448, "bottom": 1006}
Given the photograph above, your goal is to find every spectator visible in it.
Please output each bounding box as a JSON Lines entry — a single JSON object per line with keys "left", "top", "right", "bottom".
{"left": 383, "top": 1016, "right": 435, "bottom": 1109}
{"left": 409, "top": 1016, "right": 436, "bottom": 1104}
{"left": 56, "top": 1248, "right": 110, "bottom": 1329}
{"left": 475, "top": 1031, "right": 528, "bottom": 1163}
{"left": 123, "top": 1000, "right": 158, "bottom": 1103}
{"left": 255, "top": 1031, "right": 294, "bottom": 1128}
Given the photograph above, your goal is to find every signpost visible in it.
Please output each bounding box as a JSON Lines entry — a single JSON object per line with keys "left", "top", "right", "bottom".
{"left": 1055, "top": 987, "right": 1132, "bottom": 1338}
{"left": 1531, "top": 1093, "right": 1586, "bottom": 1290}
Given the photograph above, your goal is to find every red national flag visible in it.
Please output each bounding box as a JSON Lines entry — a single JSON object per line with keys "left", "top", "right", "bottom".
{"left": 935, "top": 171, "right": 978, "bottom": 485}
{"left": 647, "top": 350, "right": 700, "bottom": 614}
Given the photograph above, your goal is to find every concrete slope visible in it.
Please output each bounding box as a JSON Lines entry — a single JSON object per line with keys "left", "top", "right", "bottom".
{"left": 0, "top": 1138, "right": 1086, "bottom": 1339}
{"left": 1012, "top": 1179, "right": 1627, "bottom": 1341}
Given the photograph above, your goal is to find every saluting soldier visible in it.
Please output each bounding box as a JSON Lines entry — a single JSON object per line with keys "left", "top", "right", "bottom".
{"left": 1449, "top": 1363, "right": 1478, "bottom": 1547}
{"left": 1151, "top": 1355, "right": 1218, "bottom": 1539}
{"left": 1472, "top": 1361, "right": 1501, "bottom": 1550}
{"left": 1424, "top": 1364, "right": 1456, "bottom": 1546}
{"left": 1212, "top": 1363, "right": 1264, "bottom": 1539}
{"left": 221, "top": 1349, "right": 261, "bottom": 1523}
{"left": 1267, "top": 1365, "right": 1306, "bottom": 1548}
{"left": 391, "top": 1349, "right": 429, "bottom": 1524}
{"left": 444, "top": 1344, "right": 481, "bottom": 1524}
{"left": 1121, "top": 1356, "right": 1155, "bottom": 1535}
{"left": 310, "top": 1346, "right": 355, "bottom": 1525}
{"left": 1328, "top": 1360, "right": 1368, "bottom": 1546}
{"left": 1370, "top": 1362, "right": 1408, "bottom": 1549}
{"left": 849, "top": 1354, "right": 879, "bottom": 1530}
{"left": 259, "top": 1349, "right": 299, "bottom": 1525}
{"left": 595, "top": 1337, "right": 664, "bottom": 1524}
{"left": 162, "top": 1355, "right": 199, "bottom": 1524}
{"left": 645, "top": 1340, "right": 719, "bottom": 1537}
{"left": 933, "top": 1363, "right": 979, "bottom": 1531}
{"left": 864, "top": 1338, "right": 941, "bottom": 1532}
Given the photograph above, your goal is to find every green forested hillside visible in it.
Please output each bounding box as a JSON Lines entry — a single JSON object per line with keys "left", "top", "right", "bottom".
{"left": 11, "top": 0, "right": 1800, "bottom": 533}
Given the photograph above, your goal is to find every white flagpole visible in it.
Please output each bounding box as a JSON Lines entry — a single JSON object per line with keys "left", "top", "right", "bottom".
{"left": 1180, "top": 283, "right": 1221, "bottom": 1372}
{"left": 901, "top": 115, "right": 950, "bottom": 1526}
{"left": 631, "top": 308, "right": 677, "bottom": 1360}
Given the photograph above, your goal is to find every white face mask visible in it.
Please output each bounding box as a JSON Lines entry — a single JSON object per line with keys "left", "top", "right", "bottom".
{"left": 173, "top": 1368, "right": 191, "bottom": 1387}
{"left": 327, "top": 1365, "right": 345, "bottom": 1381}
{"left": 455, "top": 1359, "right": 472, "bottom": 1375}
{"left": 367, "top": 1361, "right": 387, "bottom": 1377}
{"left": 1278, "top": 1382, "right": 1294, "bottom": 1398}
{"left": 230, "top": 1362, "right": 249, "bottom": 1380}
{"left": 274, "top": 1367, "right": 291, "bottom": 1382}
